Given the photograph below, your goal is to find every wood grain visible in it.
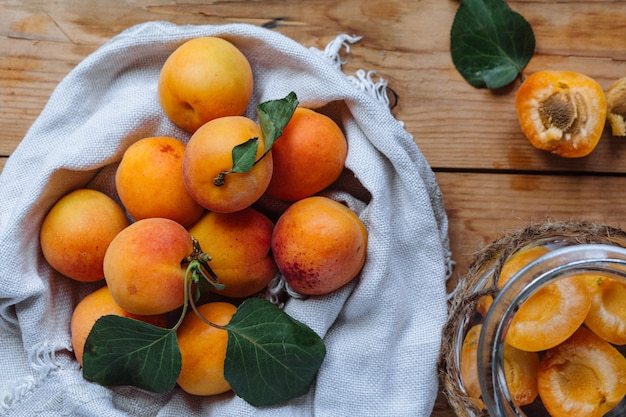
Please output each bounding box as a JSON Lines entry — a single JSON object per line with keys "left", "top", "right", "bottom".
{"left": 3, "top": 1, "right": 626, "bottom": 416}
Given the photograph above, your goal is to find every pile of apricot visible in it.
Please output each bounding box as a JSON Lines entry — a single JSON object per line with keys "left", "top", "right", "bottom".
{"left": 461, "top": 245, "right": 626, "bottom": 417}
{"left": 39, "top": 36, "right": 368, "bottom": 396}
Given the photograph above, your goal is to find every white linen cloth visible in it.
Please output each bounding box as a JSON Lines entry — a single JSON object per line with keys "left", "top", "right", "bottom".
{"left": 0, "top": 22, "right": 451, "bottom": 416}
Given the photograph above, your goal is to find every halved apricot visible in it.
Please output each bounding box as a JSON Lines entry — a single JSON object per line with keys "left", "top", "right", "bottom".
{"left": 515, "top": 70, "right": 607, "bottom": 158}
{"left": 460, "top": 324, "right": 485, "bottom": 409}
{"left": 498, "top": 245, "right": 551, "bottom": 288}
{"left": 503, "top": 343, "right": 540, "bottom": 407}
{"left": 506, "top": 275, "right": 591, "bottom": 352}
{"left": 474, "top": 246, "right": 551, "bottom": 319}
{"left": 584, "top": 276, "right": 626, "bottom": 345}
{"left": 460, "top": 324, "right": 540, "bottom": 409}
{"left": 537, "top": 326, "right": 626, "bottom": 417}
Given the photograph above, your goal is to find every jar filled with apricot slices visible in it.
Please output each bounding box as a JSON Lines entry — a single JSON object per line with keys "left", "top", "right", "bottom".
{"left": 440, "top": 221, "right": 626, "bottom": 417}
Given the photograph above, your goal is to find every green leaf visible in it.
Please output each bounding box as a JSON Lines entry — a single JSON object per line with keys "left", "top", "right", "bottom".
{"left": 229, "top": 138, "right": 260, "bottom": 174}
{"left": 82, "top": 315, "right": 181, "bottom": 393}
{"left": 450, "top": 0, "right": 535, "bottom": 89}
{"left": 257, "top": 91, "right": 299, "bottom": 153}
{"left": 224, "top": 297, "right": 326, "bottom": 407}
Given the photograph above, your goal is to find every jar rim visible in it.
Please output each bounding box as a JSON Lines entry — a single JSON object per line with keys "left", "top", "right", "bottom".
{"left": 478, "top": 243, "right": 626, "bottom": 416}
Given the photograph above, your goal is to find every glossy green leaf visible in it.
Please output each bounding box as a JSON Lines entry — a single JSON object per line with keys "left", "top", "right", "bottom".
{"left": 230, "top": 138, "right": 260, "bottom": 173}
{"left": 257, "top": 91, "right": 299, "bottom": 152}
{"left": 450, "top": 0, "right": 535, "bottom": 89}
{"left": 223, "top": 92, "right": 298, "bottom": 179}
{"left": 224, "top": 297, "right": 326, "bottom": 407}
{"left": 82, "top": 315, "right": 181, "bottom": 393}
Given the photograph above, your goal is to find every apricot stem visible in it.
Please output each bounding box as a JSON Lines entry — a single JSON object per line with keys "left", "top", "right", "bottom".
{"left": 188, "top": 292, "right": 227, "bottom": 331}
{"left": 213, "top": 172, "right": 226, "bottom": 187}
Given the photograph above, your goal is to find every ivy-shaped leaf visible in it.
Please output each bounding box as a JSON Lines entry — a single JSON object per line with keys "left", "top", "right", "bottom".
{"left": 224, "top": 297, "right": 326, "bottom": 407}
{"left": 257, "top": 91, "right": 299, "bottom": 152}
{"left": 82, "top": 315, "right": 181, "bottom": 393}
{"left": 450, "top": 0, "right": 535, "bottom": 89}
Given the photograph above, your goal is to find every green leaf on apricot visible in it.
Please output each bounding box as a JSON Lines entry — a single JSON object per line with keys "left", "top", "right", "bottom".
{"left": 257, "top": 91, "right": 299, "bottom": 152}
{"left": 229, "top": 138, "right": 260, "bottom": 174}
{"left": 221, "top": 91, "right": 298, "bottom": 182}
{"left": 82, "top": 314, "right": 181, "bottom": 393}
{"left": 223, "top": 297, "right": 326, "bottom": 407}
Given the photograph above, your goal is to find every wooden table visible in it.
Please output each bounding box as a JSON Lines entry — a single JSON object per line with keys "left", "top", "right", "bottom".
{"left": 2, "top": 1, "right": 626, "bottom": 415}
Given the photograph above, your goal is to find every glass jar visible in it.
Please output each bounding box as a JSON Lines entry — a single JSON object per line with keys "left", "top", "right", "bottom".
{"left": 440, "top": 222, "right": 626, "bottom": 417}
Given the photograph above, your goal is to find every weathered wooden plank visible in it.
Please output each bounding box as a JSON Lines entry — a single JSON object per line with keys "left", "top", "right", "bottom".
{"left": 438, "top": 171, "right": 626, "bottom": 289}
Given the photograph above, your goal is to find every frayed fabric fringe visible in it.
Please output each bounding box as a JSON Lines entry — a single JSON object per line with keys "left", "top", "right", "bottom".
{"left": 1, "top": 341, "right": 66, "bottom": 412}
{"left": 317, "top": 34, "right": 393, "bottom": 110}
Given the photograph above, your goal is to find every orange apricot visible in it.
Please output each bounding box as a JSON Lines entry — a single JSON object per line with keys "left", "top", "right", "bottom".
{"left": 537, "top": 326, "right": 626, "bottom": 417}
{"left": 476, "top": 245, "right": 549, "bottom": 329}
{"left": 182, "top": 116, "right": 273, "bottom": 213}
{"left": 503, "top": 343, "right": 540, "bottom": 407}
{"left": 271, "top": 196, "right": 367, "bottom": 295}
{"left": 188, "top": 208, "right": 277, "bottom": 298}
{"left": 70, "top": 286, "right": 167, "bottom": 366}
{"left": 103, "top": 217, "right": 193, "bottom": 315}
{"left": 584, "top": 276, "right": 626, "bottom": 345}
{"left": 498, "top": 245, "right": 551, "bottom": 288}
{"left": 475, "top": 295, "right": 493, "bottom": 317}
{"left": 265, "top": 107, "right": 348, "bottom": 201}
{"left": 40, "top": 189, "right": 129, "bottom": 282}
{"left": 158, "top": 37, "right": 253, "bottom": 133}
{"left": 176, "top": 301, "right": 237, "bottom": 396}
{"left": 505, "top": 275, "right": 591, "bottom": 352}
{"left": 460, "top": 324, "right": 540, "bottom": 409}
{"left": 115, "top": 136, "right": 204, "bottom": 227}
{"left": 460, "top": 324, "right": 485, "bottom": 409}
{"left": 515, "top": 70, "right": 607, "bottom": 158}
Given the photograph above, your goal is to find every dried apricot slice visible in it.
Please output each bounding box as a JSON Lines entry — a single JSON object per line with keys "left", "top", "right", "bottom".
{"left": 506, "top": 274, "right": 591, "bottom": 352}
{"left": 515, "top": 70, "right": 607, "bottom": 158}
{"left": 475, "top": 246, "right": 551, "bottom": 321}
{"left": 503, "top": 343, "right": 540, "bottom": 407}
{"left": 460, "top": 324, "right": 540, "bottom": 409}
{"left": 460, "top": 324, "right": 485, "bottom": 409}
{"left": 498, "top": 245, "right": 551, "bottom": 288}
{"left": 584, "top": 276, "right": 626, "bottom": 345}
{"left": 537, "top": 326, "right": 626, "bottom": 417}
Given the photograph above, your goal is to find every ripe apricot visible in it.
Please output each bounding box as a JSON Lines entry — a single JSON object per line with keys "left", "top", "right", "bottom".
{"left": 515, "top": 70, "right": 607, "bottom": 158}
{"left": 70, "top": 286, "right": 167, "bottom": 366}
{"left": 115, "top": 137, "right": 204, "bottom": 227}
{"left": 471, "top": 246, "right": 551, "bottom": 320}
{"left": 460, "top": 324, "right": 485, "bottom": 409}
{"left": 188, "top": 208, "right": 277, "bottom": 298}
{"left": 103, "top": 217, "right": 193, "bottom": 315}
{"left": 182, "top": 116, "right": 273, "bottom": 213}
{"left": 460, "top": 324, "right": 540, "bottom": 409}
{"left": 584, "top": 276, "right": 626, "bottom": 345}
{"left": 40, "top": 188, "right": 129, "bottom": 282}
{"left": 498, "top": 245, "right": 551, "bottom": 288}
{"left": 176, "top": 301, "right": 237, "bottom": 396}
{"left": 158, "top": 36, "right": 253, "bottom": 133}
{"left": 503, "top": 343, "right": 540, "bottom": 407}
{"left": 271, "top": 196, "right": 367, "bottom": 295}
{"left": 506, "top": 275, "right": 591, "bottom": 352}
{"left": 265, "top": 107, "right": 348, "bottom": 201}
{"left": 537, "top": 326, "right": 626, "bottom": 417}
